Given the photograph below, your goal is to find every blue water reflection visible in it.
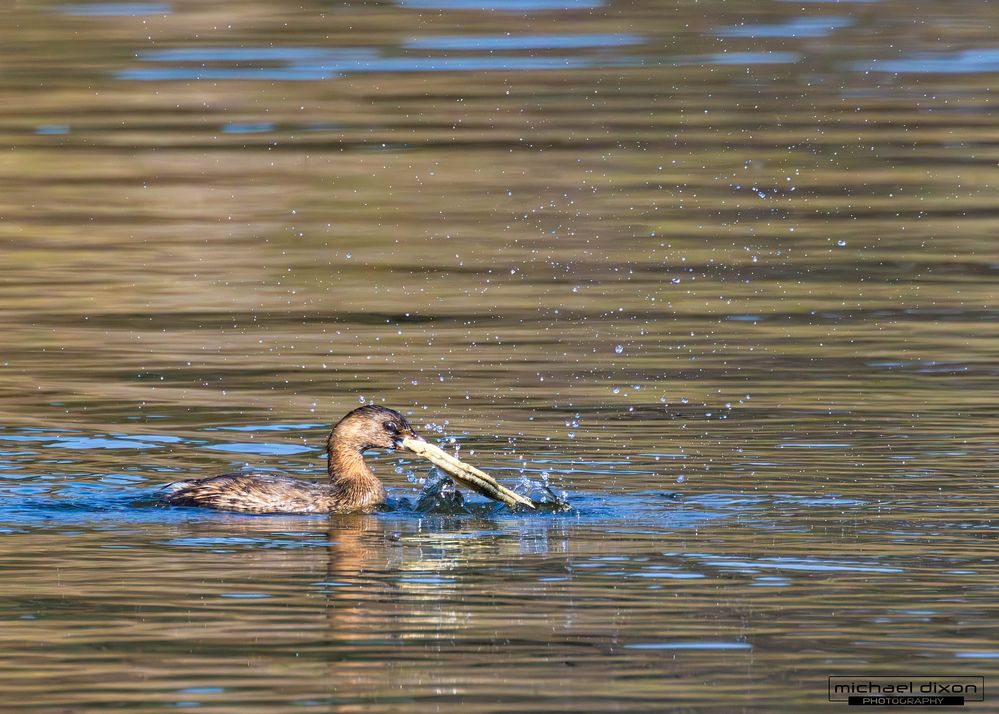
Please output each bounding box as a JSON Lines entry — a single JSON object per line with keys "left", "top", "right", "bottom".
{"left": 207, "top": 423, "right": 325, "bottom": 432}
{"left": 404, "top": 33, "right": 642, "bottom": 50}
{"left": 716, "top": 16, "right": 852, "bottom": 38}
{"left": 34, "top": 125, "right": 71, "bottom": 135}
{"left": 202, "top": 442, "right": 315, "bottom": 456}
{"left": 685, "top": 51, "right": 800, "bottom": 66}
{"left": 859, "top": 49, "right": 999, "bottom": 74}
{"left": 48, "top": 437, "right": 162, "bottom": 450}
{"left": 295, "top": 55, "right": 596, "bottom": 72}
{"left": 105, "top": 18, "right": 834, "bottom": 84}
{"left": 222, "top": 123, "right": 276, "bottom": 134}
{"left": 121, "top": 55, "right": 601, "bottom": 81}
{"left": 119, "top": 42, "right": 804, "bottom": 82}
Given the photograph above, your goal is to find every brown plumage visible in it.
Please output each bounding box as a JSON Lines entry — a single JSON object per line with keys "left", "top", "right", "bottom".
{"left": 161, "top": 405, "right": 411, "bottom": 514}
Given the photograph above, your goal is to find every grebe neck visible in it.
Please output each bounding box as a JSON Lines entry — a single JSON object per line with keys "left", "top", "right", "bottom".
{"left": 325, "top": 439, "right": 386, "bottom": 509}
{"left": 327, "top": 443, "right": 377, "bottom": 484}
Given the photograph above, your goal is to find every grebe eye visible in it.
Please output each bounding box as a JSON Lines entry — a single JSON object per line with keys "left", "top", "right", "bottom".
{"left": 384, "top": 421, "right": 397, "bottom": 432}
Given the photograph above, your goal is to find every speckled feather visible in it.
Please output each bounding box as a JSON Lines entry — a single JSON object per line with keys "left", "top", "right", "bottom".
{"left": 161, "top": 472, "right": 385, "bottom": 514}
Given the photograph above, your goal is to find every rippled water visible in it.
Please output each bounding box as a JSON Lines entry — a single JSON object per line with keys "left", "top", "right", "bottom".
{"left": 1, "top": 0, "right": 998, "bottom": 710}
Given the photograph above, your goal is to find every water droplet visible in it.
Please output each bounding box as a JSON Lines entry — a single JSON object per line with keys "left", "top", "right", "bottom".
{"left": 675, "top": 474, "right": 686, "bottom": 484}
{"left": 837, "top": 240, "right": 846, "bottom": 247}
{"left": 614, "top": 344, "right": 624, "bottom": 354}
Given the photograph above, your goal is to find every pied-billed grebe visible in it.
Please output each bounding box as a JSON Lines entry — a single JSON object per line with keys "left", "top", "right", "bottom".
{"left": 161, "top": 405, "right": 534, "bottom": 514}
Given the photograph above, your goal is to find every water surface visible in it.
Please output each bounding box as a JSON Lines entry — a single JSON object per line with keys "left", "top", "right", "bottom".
{"left": 1, "top": 0, "right": 998, "bottom": 710}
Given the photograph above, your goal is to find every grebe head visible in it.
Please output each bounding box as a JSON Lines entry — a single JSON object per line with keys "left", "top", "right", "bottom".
{"left": 329, "top": 404, "right": 535, "bottom": 510}
{"left": 330, "top": 405, "right": 416, "bottom": 452}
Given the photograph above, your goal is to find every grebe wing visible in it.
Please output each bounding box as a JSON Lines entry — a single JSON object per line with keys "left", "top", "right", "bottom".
{"left": 161, "top": 472, "right": 331, "bottom": 514}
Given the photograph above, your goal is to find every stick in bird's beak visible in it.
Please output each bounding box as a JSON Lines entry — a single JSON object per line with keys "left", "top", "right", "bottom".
{"left": 401, "top": 436, "right": 535, "bottom": 510}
